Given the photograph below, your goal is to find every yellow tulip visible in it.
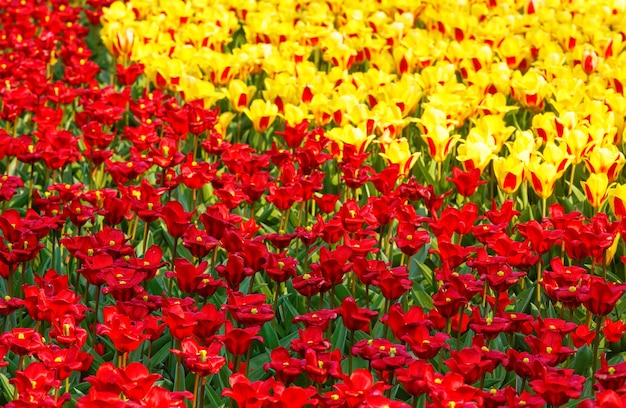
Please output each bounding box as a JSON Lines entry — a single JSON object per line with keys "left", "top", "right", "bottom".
{"left": 496, "top": 34, "right": 530, "bottom": 71}
{"left": 179, "top": 75, "right": 221, "bottom": 107}
{"left": 581, "top": 173, "right": 609, "bottom": 209}
{"left": 101, "top": 23, "right": 136, "bottom": 62}
{"left": 214, "top": 112, "right": 236, "bottom": 138}
{"left": 493, "top": 155, "right": 525, "bottom": 195}
{"left": 379, "top": 138, "right": 420, "bottom": 178}
{"left": 540, "top": 141, "right": 573, "bottom": 174}
{"left": 326, "top": 124, "right": 375, "bottom": 154}
{"left": 421, "top": 125, "right": 460, "bottom": 163}
{"left": 308, "top": 94, "right": 334, "bottom": 127}
{"left": 477, "top": 92, "right": 518, "bottom": 117}
{"left": 585, "top": 145, "right": 626, "bottom": 182}
{"left": 511, "top": 69, "right": 549, "bottom": 111}
{"left": 560, "top": 128, "right": 593, "bottom": 165}
{"left": 531, "top": 112, "right": 558, "bottom": 145}
{"left": 608, "top": 183, "right": 626, "bottom": 219}
{"left": 380, "top": 75, "right": 423, "bottom": 117}
{"left": 526, "top": 158, "right": 562, "bottom": 200}
{"left": 456, "top": 130, "right": 497, "bottom": 173}
{"left": 371, "top": 103, "right": 409, "bottom": 140}
{"left": 243, "top": 99, "right": 278, "bottom": 133}
{"left": 223, "top": 79, "right": 256, "bottom": 113}
{"left": 507, "top": 130, "right": 537, "bottom": 164}
{"left": 280, "top": 104, "right": 311, "bottom": 127}
{"left": 471, "top": 115, "right": 515, "bottom": 153}
{"left": 416, "top": 106, "right": 455, "bottom": 134}
{"left": 263, "top": 73, "right": 299, "bottom": 110}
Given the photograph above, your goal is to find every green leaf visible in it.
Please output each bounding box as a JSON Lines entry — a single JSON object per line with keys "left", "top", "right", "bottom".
{"left": 573, "top": 345, "right": 593, "bottom": 375}
{"left": 0, "top": 372, "right": 14, "bottom": 404}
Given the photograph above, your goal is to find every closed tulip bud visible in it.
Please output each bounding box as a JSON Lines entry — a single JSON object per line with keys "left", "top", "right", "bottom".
{"left": 244, "top": 99, "right": 278, "bottom": 133}
{"left": 527, "top": 159, "right": 561, "bottom": 200}
{"left": 581, "top": 173, "right": 609, "bottom": 209}
{"left": 493, "top": 155, "right": 525, "bottom": 194}
{"left": 608, "top": 183, "right": 626, "bottom": 219}
{"left": 422, "top": 125, "right": 460, "bottom": 163}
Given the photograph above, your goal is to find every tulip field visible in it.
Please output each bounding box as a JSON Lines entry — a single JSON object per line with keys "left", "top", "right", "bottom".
{"left": 3, "top": 0, "right": 626, "bottom": 406}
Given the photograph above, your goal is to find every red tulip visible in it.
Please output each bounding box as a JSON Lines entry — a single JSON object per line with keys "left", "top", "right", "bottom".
{"left": 339, "top": 296, "right": 378, "bottom": 333}
{"left": 529, "top": 367, "right": 585, "bottom": 407}
{"left": 170, "top": 338, "right": 226, "bottom": 377}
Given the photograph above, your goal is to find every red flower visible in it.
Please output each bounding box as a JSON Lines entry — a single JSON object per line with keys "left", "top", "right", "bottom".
{"left": 578, "top": 276, "right": 626, "bottom": 316}
{"left": 216, "top": 252, "right": 254, "bottom": 290}
{"left": 333, "top": 369, "right": 389, "bottom": 407}
{"left": 35, "top": 345, "right": 93, "bottom": 381}
{"left": 396, "top": 359, "right": 435, "bottom": 396}
{"left": 603, "top": 318, "right": 626, "bottom": 343}
{"left": 529, "top": 367, "right": 585, "bottom": 407}
{"left": 10, "top": 362, "right": 61, "bottom": 403}
{"left": 264, "top": 346, "right": 304, "bottom": 384}
{"left": 393, "top": 222, "right": 430, "bottom": 256}
{"left": 304, "top": 348, "right": 343, "bottom": 384}
{"left": 339, "top": 296, "right": 378, "bottom": 333}
{"left": 445, "top": 347, "right": 496, "bottom": 384}
{"left": 446, "top": 166, "right": 486, "bottom": 197}
{"left": 223, "top": 291, "right": 275, "bottom": 327}
{"left": 221, "top": 320, "right": 263, "bottom": 356}
{"left": 571, "top": 323, "right": 596, "bottom": 348}
{"left": 160, "top": 200, "right": 193, "bottom": 239}
{"left": 97, "top": 306, "right": 148, "bottom": 353}
{"left": 171, "top": 338, "right": 226, "bottom": 377}
{"left": 166, "top": 258, "right": 225, "bottom": 296}
{"left": 595, "top": 355, "right": 626, "bottom": 390}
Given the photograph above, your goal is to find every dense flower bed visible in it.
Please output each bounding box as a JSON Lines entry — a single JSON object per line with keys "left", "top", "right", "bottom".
{"left": 1, "top": 0, "right": 626, "bottom": 406}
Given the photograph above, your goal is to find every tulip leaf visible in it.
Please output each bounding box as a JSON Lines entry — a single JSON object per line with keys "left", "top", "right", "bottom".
{"left": 204, "top": 381, "right": 226, "bottom": 408}
{"left": 260, "top": 322, "right": 280, "bottom": 350}
{"left": 515, "top": 286, "right": 535, "bottom": 313}
{"left": 573, "top": 345, "right": 592, "bottom": 375}
{"left": 330, "top": 322, "right": 347, "bottom": 355}
{"left": 413, "top": 286, "right": 434, "bottom": 310}
{"left": 0, "top": 373, "right": 14, "bottom": 405}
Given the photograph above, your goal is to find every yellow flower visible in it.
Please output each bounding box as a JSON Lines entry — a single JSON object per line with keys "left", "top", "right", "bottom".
{"left": 456, "top": 129, "right": 497, "bottom": 173}
{"left": 511, "top": 69, "right": 549, "bottom": 111}
{"left": 308, "top": 93, "right": 334, "bottom": 127}
{"left": 379, "top": 137, "right": 420, "bottom": 178}
{"left": 471, "top": 115, "right": 515, "bottom": 153}
{"left": 380, "top": 75, "right": 423, "bottom": 117}
{"left": 531, "top": 112, "right": 558, "bottom": 145}
{"left": 214, "top": 112, "right": 236, "bottom": 138}
{"left": 243, "top": 99, "right": 278, "bottom": 133}
{"left": 263, "top": 72, "right": 299, "bottom": 110}
{"left": 223, "top": 79, "right": 256, "bottom": 113}
{"left": 493, "top": 155, "right": 525, "bottom": 195}
{"left": 371, "top": 103, "right": 409, "bottom": 140}
{"left": 581, "top": 173, "right": 609, "bottom": 209}
{"left": 326, "top": 124, "right": 375, "bottom": 154}
{"left": 322, "top": 32, "right": 358, "bottom": 71}
{"left": 101, "top": 23, "right": 136, "bottom": 62}
{"left": 477, "top": 92, "right": 518, "bottom": 117}
{"left": 421, "top": 125, "right": 460, "bottom": 163}
{"left": 559, "top": 128, "right": 594, "bottom": 165}
{"left": 179, "top": 75, "right": 221, "bottom": 107}
{"left": 526, "top": 158, "right": 562, "bottom": 200}
{"left": 608, "top": 183, "right": 626, "bottom": 219}
{"left": 507, "top": 130, "right": 537, "bottom": 164}
{"left": 496, "top": 34, "right": 530, "bottom": 71}
{"left": 540, "top": 141, "right": 572, "bottom": 174}
{"left": 280, "top": 104, "right": 311, "bottom": 127}
{"left": 585, "top": 144, "right": 626, "bottom": 182}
